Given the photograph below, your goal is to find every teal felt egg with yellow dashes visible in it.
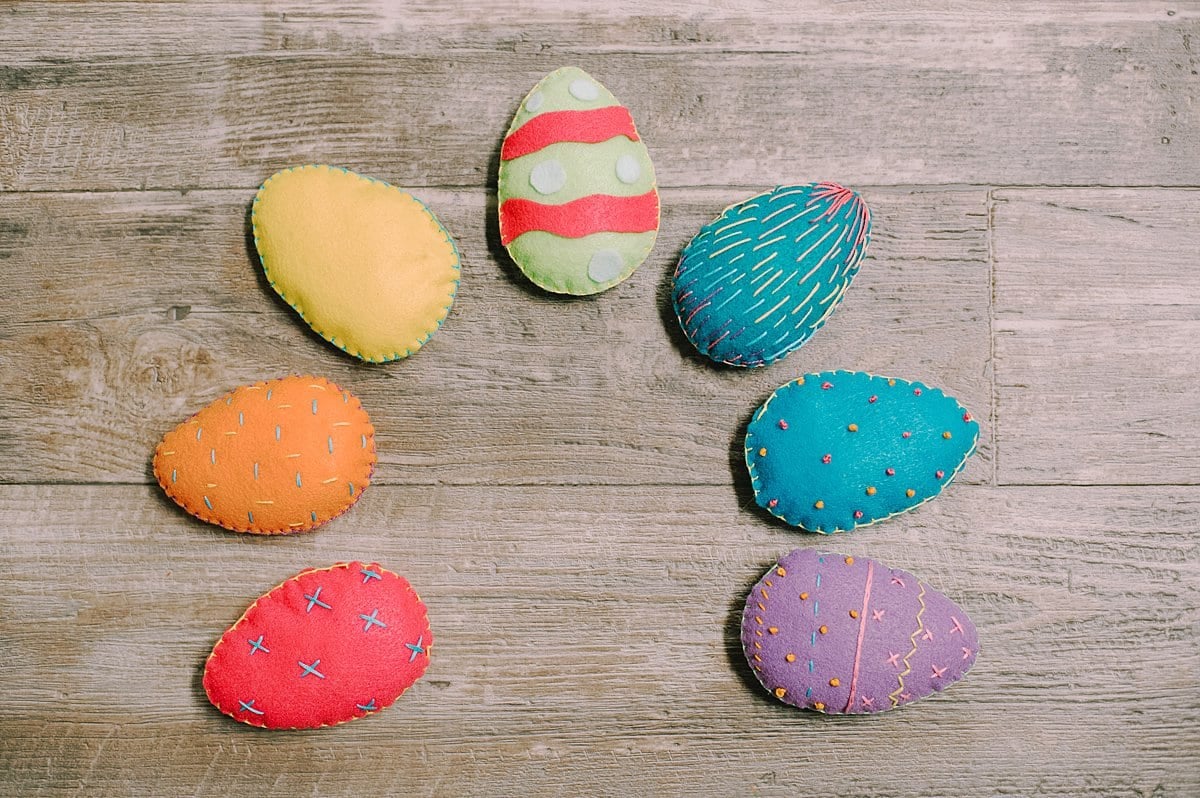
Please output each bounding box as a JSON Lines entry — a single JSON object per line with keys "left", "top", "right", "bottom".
{"left": 673, "top": 183, "right": 870, "bottom": 367}
{"left": 745, "top": 371, "right": 979, "bottom": 533}
{"left": 498, "top": 67, "right": 660, "bottom": 295}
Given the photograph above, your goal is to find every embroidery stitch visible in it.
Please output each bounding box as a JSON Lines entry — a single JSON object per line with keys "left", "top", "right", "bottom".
{"left": 304, "top": 586, "right": 332, "bottom": 613}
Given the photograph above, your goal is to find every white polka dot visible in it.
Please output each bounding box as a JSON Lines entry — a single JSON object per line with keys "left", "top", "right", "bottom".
{"left": 569, "top": 79, "right": 599, "bottom": 101}
{"left": 529, "top": 159, "right": 567, "bottom": 195}
{"left": 588, "top": 249, "right": 625, "bottom": 283}
{"left": 615, "top": 154, "right": 641, "bottom": 184}
{"left": 525, "top": 91, "right": 544, "bottom": 112}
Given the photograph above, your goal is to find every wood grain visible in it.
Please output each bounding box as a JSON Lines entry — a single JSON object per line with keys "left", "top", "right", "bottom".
{"left": 2, "top": 5, "right": 1199, "bottom": 190}
{"left": 2, "top": 1, "right": 1198, "bottom": 795}
{"left": 0, "top": 186, "right": 993, "bottom": 487}
{"left": 1, "top": 483, "right": 1196, "bottom": 797}
{"left": 994, "top": 188, "right": 1200, "bottom": 485}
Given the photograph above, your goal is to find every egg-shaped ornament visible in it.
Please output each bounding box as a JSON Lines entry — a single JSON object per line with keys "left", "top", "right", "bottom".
{"left": 673, "top": 183, "right": 870, "bottom": 367}
{"left": 741, "top": 549, "right": 979, "bottom": 714}
{"left": 498, "top": 67, "right": 660, "bottom": 295}
{"left": 252, "top": 165, "right": 461, "bottom": 362}
{"left": 745, "top": 371, "right": 979, "bottom": 533}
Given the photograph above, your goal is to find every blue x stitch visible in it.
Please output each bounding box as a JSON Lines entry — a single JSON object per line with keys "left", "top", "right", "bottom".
{"left": 247, "top": 635, "right": 269, "bottom": 655}
{"left": 359, "top": 609, "right": 387, "bottom": 633}
{"left": 356, "top": 699, "right": 377, "bottom": 712}
{"left": 238, "top": 699, "right": 264, "bottom": 715}
{"left": 304, "top": 586, "right": 332, "bottom": 613}
{"left": 360, "top": 568, "right": 382, "bottom": 584}
{"left": 298, "top": 659, "right": 325, "bottom": 679}
{"left": 405, "top": 635, "right": 425, "bottom": 663}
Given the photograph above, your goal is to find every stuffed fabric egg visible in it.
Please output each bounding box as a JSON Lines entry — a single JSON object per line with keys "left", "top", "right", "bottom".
{"left": 673, "top": 183, "right": 870, "bottom": 367}
{"left": 498, "top": 67, "right": 659, "bottom": 295}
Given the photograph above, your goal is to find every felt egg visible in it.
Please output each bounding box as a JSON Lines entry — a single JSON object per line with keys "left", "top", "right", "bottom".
{"left": 673, "top": 183, "right": 871, "bottom": 367}
{"left": 498, "top": 66, "right": 659, "bottom": 295}
{"left": 153, "top": 376, "right": 376, "bottom": 534}
{"left": 204, "top": 562, "right": 432, "bottom": 729}
{"left": 252, "top": 164, "right": 460, "bottom": 362}
{"left": 741, "top": 549, "right": 979, "bottom": 714}
{"left": 745, "top": 371, "right": 978, "bottom": 533}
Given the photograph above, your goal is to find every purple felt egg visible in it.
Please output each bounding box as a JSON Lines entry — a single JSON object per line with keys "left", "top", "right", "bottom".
{"left": 741, "top": 549, "right": 979, "bottom": 714}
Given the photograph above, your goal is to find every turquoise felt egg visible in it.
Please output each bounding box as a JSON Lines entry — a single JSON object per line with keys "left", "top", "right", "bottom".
{"left": 672, "top": 183, "right": 870, "bottom": 367}
{"left": 745, "top": 371, "right": 979, "bottom": 533}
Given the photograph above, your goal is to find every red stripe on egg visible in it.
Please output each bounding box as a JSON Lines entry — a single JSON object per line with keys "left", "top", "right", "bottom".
{"left": 501, "top": 106, "right": 640, "bottom": 161}
{"left": 499, "top": 191, "right": 660, "bottom": 245}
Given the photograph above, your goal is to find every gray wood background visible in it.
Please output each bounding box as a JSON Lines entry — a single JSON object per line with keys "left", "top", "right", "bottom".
{"left": 2, "top": 2, "right": 1198, "bottom": 796}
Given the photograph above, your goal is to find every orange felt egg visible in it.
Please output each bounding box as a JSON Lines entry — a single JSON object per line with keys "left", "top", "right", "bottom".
{"left": 153, "top": 376, "right": 376, "bottom": 534}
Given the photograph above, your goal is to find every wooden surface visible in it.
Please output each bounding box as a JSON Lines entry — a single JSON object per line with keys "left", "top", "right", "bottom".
{"left": 1, "top": 2, "right": 1197, "bottom": 796}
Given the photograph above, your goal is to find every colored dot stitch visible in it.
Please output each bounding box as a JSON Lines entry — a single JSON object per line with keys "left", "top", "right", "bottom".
{"left": 887, "top": 379, "right": 896, "bottom": 387}
{"left": 829, "top": 677, "right": 840, "bottom": 687}
{"left": 885, "top": 468, "right": 895, "bottom": 476}
{"left": 785, "top": 653, "right": 796, "bottom": 662}
{"left": 963, "top": 412, "right": 973, "bottom": 422}
{"left": 822, "top": 453, "right": 832, "bottom": 464}
{"left": 943, "top": 431, "right": 952, "bottom": 439}
{"left": 774, "top": 687, "right": 787, "bottom": 698}
{"left": 814, "top": 500, "right": 824, "bottom": 510}
{"left": 854, "top": 510, "right": 864, "bottom": 519}
{"left": 758, "top": 447, "right": 768, "bottom": 456}
{"left": 799, "top": 592, "right": 809, "bottom": 600}
{"left": 776, "top": 567, "right": 787, "bottom": 577}
{"left": 821, "top": 382, "right": 833, "bottom": 390}
{"left": 906, "top": 488, "right": 916, "bottom": 498}
{"left": 778, "top": 420, "right": 789, "bottom": 430}
{"left": 813, "top": 701, "right": 825, "bottom": 711}
{"left": 902, "top": 431, "right": 911, "bottom": 439}
{"left": 819, "top": 625, "right": 828, "bottom": 634}
{"left": 768, "top": 498, "right": 779, "bottom": 508}
{"left": 866, "top": 486, "right": 876, "bottom": 496}
{"left": 844, "top": 556, "right": 854, "bottom": 565}
{"left": 849, "top": 610, "right": 858, "bottom": 619}
{"left": 847, "top": 423, "right": 858, "bottom": 432}
{"left": 936, "top": 470, "right": 945, "bottom": 479}
{"left": 913, "top": 388, "right": 922, "bottom": 396}
{"left": 868, "top": 395, "right": 877, "bottom": 403}
{"left": 768, "top": 627, "right": 779, "bottom": 635}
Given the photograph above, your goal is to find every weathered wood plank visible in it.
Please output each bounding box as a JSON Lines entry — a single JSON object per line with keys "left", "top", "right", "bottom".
{"left": 6, "top": 1, "right": 1196, "bottom": 62}
{"left": 0, "top": 186, "right": 992, "bottom": 486}
{"left": 2, "top": 10, "right": 1198, "bottom": 191}
{"left": 1, "top": 483, "right": 1196, "bottom": 797}
{"left": 993, "top": 188, "right": 1200, "bottom": 485}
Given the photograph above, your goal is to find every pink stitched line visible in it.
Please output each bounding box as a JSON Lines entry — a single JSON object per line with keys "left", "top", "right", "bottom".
{"left": 844, "top": 559, "right": 874, "bottom": 712}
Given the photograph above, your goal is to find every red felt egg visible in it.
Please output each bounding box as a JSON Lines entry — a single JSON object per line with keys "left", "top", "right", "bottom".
{"left": 203, "top": 562, "right": 431, "bottom": 729}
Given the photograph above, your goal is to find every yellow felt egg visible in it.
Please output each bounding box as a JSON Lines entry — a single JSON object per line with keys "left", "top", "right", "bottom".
{"left": 252, "top": 165, "right": 461, "bottom": 362}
